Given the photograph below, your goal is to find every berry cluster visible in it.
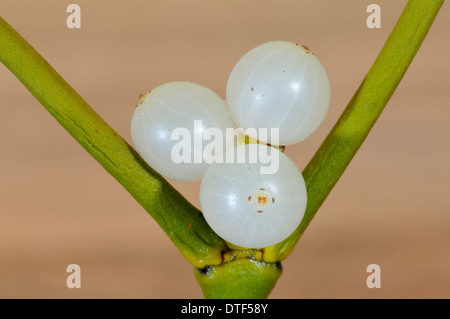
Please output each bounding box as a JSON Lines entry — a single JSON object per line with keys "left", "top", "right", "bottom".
{"left": 131, "top": 41, "right": 330, "bottom": 248}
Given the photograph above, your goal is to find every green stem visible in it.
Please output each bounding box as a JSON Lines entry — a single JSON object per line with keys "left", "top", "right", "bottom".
{"left": 0, "top": 16, "right": 227, "bottom": 268}
{"left": 264, "top": 0, "right": 445, "bottom": 262}
{"left": 0, "top": 0, "right": 444, "bottom": 299}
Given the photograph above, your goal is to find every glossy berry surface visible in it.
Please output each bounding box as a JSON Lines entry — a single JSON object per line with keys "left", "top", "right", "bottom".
{"left": 131, "top": 81, "right": 235, "bottom": 181}
{"left": 199, "top": 144, "right": 307, "bottom": 248}
{"left": 226, "top": 41, "right": 330, "bottom": 146}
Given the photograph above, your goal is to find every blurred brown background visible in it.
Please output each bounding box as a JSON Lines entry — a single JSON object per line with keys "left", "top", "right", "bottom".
{"left": 0, "top": 0, "right": 449, "bottom": 298}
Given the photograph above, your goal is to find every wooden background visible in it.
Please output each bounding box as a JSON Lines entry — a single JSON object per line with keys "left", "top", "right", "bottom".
{"left": 0, "top": 0, "right": 449, "bottom": 298}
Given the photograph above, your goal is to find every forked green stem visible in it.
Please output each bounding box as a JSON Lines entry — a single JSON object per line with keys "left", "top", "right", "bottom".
{"left": 264, "top": 0, "right": 445, "bottom": 262}
{"left": 0, "top": 0, "right": 444, "bottom": 298}
{"left": 0, "top": 16, "right": 227, "bottom": 269}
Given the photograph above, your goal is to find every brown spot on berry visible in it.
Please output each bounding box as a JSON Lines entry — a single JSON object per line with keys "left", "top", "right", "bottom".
{"left": 138, "top": 93, "right": 147, "bottom": 105}
{"left": 301, "top": 44, "right": 314, "bottom": 55}
{"left": 257, "top": 196, "right": 267, "bottom": 204}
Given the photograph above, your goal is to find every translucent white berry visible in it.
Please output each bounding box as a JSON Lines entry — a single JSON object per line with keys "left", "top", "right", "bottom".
{"left": 131, "top": 81, "right": 236, "bottom": 182}
{"left": 199, "top": 144, "right": 307, "bottom": 248}
{"left": 226, "top": 41, "right": 330, "bottom": 146}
